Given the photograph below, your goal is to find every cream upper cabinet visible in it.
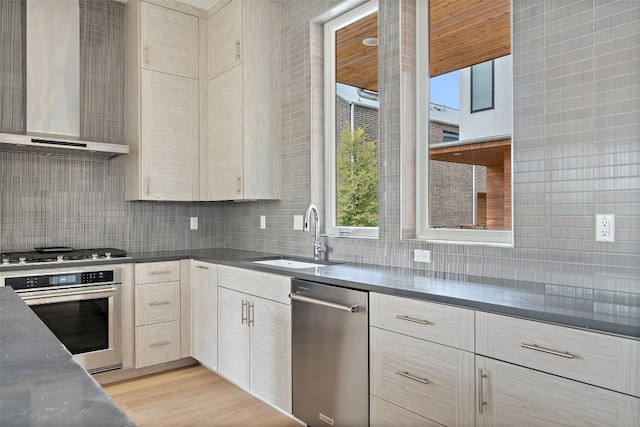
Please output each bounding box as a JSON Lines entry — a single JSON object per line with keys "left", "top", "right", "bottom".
{"left": 217, "top": 265, "right": 292, "bottom": 412}
{"left": 125, "top": 0, "right": 200, "bottom": 201}
{"left": 191, "top": 261, "right": 218, "bottom": 371}
{"left": 206, "top": 0, "right": 281, "bottom": 201}
{"left": 140, "top": 1, "right": 198, "bottom": 78}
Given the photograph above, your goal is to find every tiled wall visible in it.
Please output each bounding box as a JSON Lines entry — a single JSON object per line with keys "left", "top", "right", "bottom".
{"left": 0, "top": 0, "right": 223, "bottom": 253}
{"left": 223, "top": 0, "right": 640, "bottom": 294}
{"left": 1, "top": 0, "right": 637, "bottom": 293}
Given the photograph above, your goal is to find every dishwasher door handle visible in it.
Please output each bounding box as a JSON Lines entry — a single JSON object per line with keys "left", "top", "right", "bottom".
{"left": 289, "top": 293, "right": 360, "bottom": 313}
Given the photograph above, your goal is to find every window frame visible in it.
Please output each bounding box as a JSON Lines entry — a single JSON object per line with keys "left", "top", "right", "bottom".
{"left": 324, "top": 0, "right": 379, "bottom": 239}
{"left": 415, "top": 0, "right": 513, "bottom": 246}
{"left": 470, "top": 60, "right": 495, "bottom": 113}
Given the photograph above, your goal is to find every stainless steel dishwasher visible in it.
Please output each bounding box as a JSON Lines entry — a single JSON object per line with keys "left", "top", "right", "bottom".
{"left": 290, "top": 279, "right": 368, "bottom": 427}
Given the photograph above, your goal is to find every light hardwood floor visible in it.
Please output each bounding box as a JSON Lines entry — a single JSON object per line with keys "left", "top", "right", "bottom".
{"left": 103, "top": 365, "right": 302, "bottom": 427}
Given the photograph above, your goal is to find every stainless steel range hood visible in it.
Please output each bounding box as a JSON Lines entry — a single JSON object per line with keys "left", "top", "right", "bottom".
{"left": 0, "top": 0, "right": 128, "bottom": 159}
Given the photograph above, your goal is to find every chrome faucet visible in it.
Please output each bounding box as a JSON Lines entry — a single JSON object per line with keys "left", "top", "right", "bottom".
{"left": 304, "top": 203, "right": 326, "bottom": 260}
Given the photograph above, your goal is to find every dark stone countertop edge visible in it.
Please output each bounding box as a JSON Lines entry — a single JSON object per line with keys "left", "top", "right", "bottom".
{"left": 2, "top": 248, "right": 639, "bottom": 340}
{"left": 0, "top": 287, "right": 135, "bottom": 427}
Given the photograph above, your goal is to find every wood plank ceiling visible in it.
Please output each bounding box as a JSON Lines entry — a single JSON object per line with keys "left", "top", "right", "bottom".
{"left": 334, "top": 0, "right": 511, "bottom": 90}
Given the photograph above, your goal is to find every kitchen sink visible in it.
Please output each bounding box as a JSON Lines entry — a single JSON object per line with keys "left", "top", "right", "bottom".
{"left": 252, "top": 258, "right": 330, "bottom": 269}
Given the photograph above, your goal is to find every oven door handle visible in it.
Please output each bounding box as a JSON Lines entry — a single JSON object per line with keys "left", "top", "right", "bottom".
{"left": 20, "top": 286, "right": 118, "bottom": 302}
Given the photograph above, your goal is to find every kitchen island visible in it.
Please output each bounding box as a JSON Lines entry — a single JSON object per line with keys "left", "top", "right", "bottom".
{"left": 0, "top": 286, "right": 134, "bottom": 427}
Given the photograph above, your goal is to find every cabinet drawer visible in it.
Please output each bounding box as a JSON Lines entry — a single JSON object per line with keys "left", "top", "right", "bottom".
{"left": 218, "top": 265, "right": 291, "bottom": 304}
{"left": 135, "top": 320, "right": 181, "bottom": 368}
{"left": 370, "top": 328, "right": 475, "bottom": 426}
{"left": 371, "top": 396, "right": 443, "bottom": 427}
{"left": 135, "top": 281, "right": 181, "bottom": 325}
{"left": 370, "top": 293, "right": 474, "bottom": 351}
{"left": 477, "top": 356, "right": 640, "bottom": 427}
{"left": 135, "top": 261, "right": 181, "bottom": 284}
{"left": 476, "top": 312, "right": 640, "bottom": 397}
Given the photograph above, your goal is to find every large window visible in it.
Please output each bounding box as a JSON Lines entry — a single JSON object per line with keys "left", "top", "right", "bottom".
{"left": 416, "top": 0, "right": 513, "bottom": 245}
{"left": 324, "top": 1, "right": 379, "bottom": 238}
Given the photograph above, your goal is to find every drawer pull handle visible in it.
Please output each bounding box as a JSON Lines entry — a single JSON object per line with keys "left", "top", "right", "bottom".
{"left": 195, "top": 265, "right": 209, "bottom": 270}
{"left": 395, "top": 370, "right": 429, "bottom": 385}
{"left": 149, "top": 270, "right": 171, "bottom": 275}
{"left": 150, "top": 341, "right": 171, "bottom": 348}
{"left": 521, "top": 343, "right": 574, "bottom": 359}
{"left": 479, "top": 368, "right": 488, "bottom": 414}
{"left": 149, "top": 300, "right": 171, "bottom": 306}
{"left": 396, "top": 315, "right": 430, "bottom": 325}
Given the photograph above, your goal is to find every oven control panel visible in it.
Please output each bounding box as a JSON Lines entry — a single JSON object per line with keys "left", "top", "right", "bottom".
{"left": 6, "top": 270, "right": 115, "bottom": 291}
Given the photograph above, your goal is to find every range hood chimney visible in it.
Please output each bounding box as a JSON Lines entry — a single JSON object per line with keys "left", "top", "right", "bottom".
{"left": 0, "top": 0, "right": 128, "bottom": 158}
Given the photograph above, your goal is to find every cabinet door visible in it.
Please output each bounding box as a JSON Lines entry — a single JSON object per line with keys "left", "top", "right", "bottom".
{"left": 476, "top": 356, "right": 640, "bottom": 427}
{"left": 217, "top": 287, "right": 250, "bottom": 389}
{"left": 209, "top": 66, "right": 243, "bottom": 200}
{"left": 141, "top": 2, "right": 198, "bottom": 78}
{"left": 192, "top": 262, "right": 217, "bottom": 370}
{"left": 141, "top": 70, "right": 198, "bottom": 200}
{"left": 249, "top": 297, "right": 291, "bottom": 412}
{"left": 208, "top": 0, "right": 241, "bottom": 79}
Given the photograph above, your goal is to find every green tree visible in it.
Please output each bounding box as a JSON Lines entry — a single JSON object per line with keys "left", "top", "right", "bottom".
{"left": 336, "top": 124, "right": 379, "bottom": 227}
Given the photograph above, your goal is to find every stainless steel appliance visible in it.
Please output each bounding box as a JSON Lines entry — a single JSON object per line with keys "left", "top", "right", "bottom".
{"left": 4, "top": 267, "right": 123, "bottom": 374}
{"left": 0, "top": 246, "right": 129, "bottom": 267}
{"left": 290, "top": 279, "right": 368, "bottom": 427}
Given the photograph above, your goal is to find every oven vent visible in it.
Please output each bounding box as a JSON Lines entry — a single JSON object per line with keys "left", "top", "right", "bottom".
{"left": 88, "top": 363, "right": 123, "bottom": 375}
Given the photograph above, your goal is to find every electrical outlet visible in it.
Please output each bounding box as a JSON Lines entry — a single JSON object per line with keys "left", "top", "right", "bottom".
{"left": 293, "top": 215, "right": 304, "bottom": 230}
{"left": 596, "top": 214, "right": 615, "bottom": 242}
{"left": 260, "top": 215, "right": 266, "bottom": 229}
{"left": 414, "top": 249, "right": 431, "bottom": 263}
{"left": 190, "top": 217, "right": 198, "bottom": 230}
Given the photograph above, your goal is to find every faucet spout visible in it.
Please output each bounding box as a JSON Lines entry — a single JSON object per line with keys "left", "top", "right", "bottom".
{"left": 304, "top": 204, "right": 325, "bottom": 260}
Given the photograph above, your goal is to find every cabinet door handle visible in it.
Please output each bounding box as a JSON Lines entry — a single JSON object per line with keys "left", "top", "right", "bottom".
{"left": 395, "top": 371, "right": 429, "bottom": 385}
{"left": 236, "top": 175, "right": 241, "bottom": 194}
{"left": 241, "top": 300, "right": 247, "bottom": 325}
{"left": 144, "top": 44, "right": 150, "bottom": 64}
{"left": 248, "top": 302, "right": 254, "bottom": 327}
{"left": 521, "top": 343, "right": 575, "bottom": 359}
{"left": 478, "top": 368, "right": 488, "bottom": 414}
{"left": 150, "top": 341, "right": 171, "bottom": 348}
{"left": 235, "top": 39, "right": 240, "bottom": 59}
{"left": 144, "top": 176, "right": 150, "bottom": 196}
{"left": 149, "top": 270, "right": 171, "bottom": 275}
{"left": 396, "top": 315, "right": 430, "bottom": 325}
{"left": 149, "top": 300, "right": 171, "bottom": 306}
{"left": 195, "top": 265, "right": 209, "bottom": 270}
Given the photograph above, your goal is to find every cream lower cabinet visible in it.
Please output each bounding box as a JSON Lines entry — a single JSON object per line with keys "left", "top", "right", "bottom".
{"left": 217, "top": 265, "right": 291, "bottom": 412}
{"left": 134, "top": 261, "right": 182, "bottom": 368}
{"left": 369, "top": 293, "right": 475, "bottom": 426}
{"left": 191, "top": 261, "right": 217, "bottom": 370}
{"left": 476, "top": 311, "right": 640, "bottom": 426}
{"left": 476, "top": 356, "right": 640, "bottom": 426}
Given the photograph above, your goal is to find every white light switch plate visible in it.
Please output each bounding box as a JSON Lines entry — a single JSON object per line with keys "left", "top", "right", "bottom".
{"left": 260, "top": 215, "right": 266, "bottom": 229}
{"left": 293, "top": 215, "right": 304, "bottom": 230}
{"left": 190, "top": 217, "right": 198, "bottom": 230}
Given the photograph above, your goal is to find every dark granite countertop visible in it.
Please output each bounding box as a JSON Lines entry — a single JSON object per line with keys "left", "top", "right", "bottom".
{"left": 126, "top": 248, "right": 640, "bottom": 340}
{"left": 0, "top": 287, "right": 135, "bottom": 427}
{"left": 2, "top": 247, "right": 639, "bottom": 339}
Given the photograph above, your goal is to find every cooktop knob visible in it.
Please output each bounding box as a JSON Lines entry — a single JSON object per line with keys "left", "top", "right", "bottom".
{"left": 105, "top": 252, "right": 112, "bottom": 259}
{"left": 2, "top": 258, "right": 9, "bottom": 265}
{"left": 18, "top": 257, "right": 26, "bottom": 264}
{"left": 91, "top": 253, "right": 99, "bottom": 260}
{"left": 57, "top": 255, "right": 64, "bottom": 262}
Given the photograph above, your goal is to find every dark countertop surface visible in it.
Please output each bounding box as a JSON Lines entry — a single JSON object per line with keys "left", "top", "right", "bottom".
{"left": 2, "top": 247, "right": 638, "bottom": 339}
{"left": 0, "top": 286, "right": 135, "bottom": 427}
{"left": 129, "top": 248, "right": 640, "bottom": 339}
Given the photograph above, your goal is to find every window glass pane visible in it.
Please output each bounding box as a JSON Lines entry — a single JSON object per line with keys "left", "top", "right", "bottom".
{"left": 471, "top": 60, "right": 494, "bottom": 112}
{"left": 324, "top": 1, "right": 379, "bottom": 237}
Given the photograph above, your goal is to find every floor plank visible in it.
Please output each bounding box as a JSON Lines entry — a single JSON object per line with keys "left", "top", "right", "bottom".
{"left": 103, "top": 365, "right": 302, "bottom": 427}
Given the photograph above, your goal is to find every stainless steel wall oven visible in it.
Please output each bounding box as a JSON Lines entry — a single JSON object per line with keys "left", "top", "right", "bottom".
{"left": 4, "top": 268, "right": 123, "bottom": 374}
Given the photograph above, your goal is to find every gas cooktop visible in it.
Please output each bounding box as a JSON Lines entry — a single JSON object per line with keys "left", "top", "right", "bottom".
{"left": 0, "top": 247, "right": 129, "bottom": 266}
